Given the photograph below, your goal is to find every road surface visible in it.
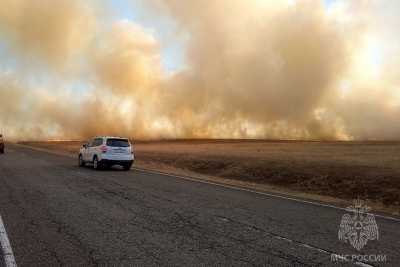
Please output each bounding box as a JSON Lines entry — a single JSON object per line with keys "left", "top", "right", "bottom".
{"left": 0, "top": 144, "right": 399, "bottom": 266}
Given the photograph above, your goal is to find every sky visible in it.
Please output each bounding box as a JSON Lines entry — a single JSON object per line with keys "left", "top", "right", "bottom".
{"left": 110, "top": 0, "right": 186, "bottom": 72}
{"left": 0, "top": 0, "right": 400, "bottom": 141}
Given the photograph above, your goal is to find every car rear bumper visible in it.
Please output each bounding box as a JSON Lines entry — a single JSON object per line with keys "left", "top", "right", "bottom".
{"left": 101, "top": 154, "right": 134, "bottom": 161}
{"left": 100, "top": 159, "right": 134, "bottom": 166}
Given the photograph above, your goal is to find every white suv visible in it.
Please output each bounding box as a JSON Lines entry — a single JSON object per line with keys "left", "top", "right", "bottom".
{"left": 79, "top": 136, "right": 134, "bottom": 170}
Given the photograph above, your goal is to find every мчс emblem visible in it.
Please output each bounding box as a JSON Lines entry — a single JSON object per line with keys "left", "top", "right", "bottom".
{"left": 338, "top": 199, "right": 379, "bottom": 251}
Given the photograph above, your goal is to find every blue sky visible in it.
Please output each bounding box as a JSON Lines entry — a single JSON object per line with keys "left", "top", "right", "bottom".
{"left": 110, "top": 0, "right": 186, "bottom": 72}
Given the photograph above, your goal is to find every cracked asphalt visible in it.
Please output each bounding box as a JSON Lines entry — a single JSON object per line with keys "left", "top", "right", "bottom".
{"left": 0, "top": 144, "right": 399, "bottom": 266}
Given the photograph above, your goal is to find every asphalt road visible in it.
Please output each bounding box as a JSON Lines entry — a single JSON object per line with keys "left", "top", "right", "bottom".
{"left": 0, "top": 144, "right": 399, "bottom": 266}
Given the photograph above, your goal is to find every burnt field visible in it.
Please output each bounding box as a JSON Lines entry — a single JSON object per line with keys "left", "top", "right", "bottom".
{"left": 19, "top": 140, "right": 400, "bottom": 212}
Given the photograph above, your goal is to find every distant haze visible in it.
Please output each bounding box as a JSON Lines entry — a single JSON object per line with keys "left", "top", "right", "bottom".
{"left": 0, "top": 0, "right": 399, "bottom": 140}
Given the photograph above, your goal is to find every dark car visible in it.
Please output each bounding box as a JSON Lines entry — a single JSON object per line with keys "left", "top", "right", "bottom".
{"left": 0, "top": 134, "right": 4, "bottom": 154}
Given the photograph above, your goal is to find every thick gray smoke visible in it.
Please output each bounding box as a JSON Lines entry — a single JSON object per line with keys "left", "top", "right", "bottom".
{"left": 155, "top": 0, "right": 349, "bottom": 139}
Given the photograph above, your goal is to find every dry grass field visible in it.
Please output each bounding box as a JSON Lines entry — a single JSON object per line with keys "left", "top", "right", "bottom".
{"left": 19, "top": 140, "right": 400, "bottom": 213}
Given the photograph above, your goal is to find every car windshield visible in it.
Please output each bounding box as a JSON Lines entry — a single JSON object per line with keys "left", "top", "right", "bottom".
{"left": 106, "top": 138, "right": 130, "bottom": 147}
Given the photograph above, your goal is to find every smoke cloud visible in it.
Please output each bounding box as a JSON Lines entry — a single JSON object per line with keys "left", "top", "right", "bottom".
{"left": 0, "top": 0, "right": 399, "bottom": 140}
{"left": 0, "top": 0, "right": 97, "bottom": 69}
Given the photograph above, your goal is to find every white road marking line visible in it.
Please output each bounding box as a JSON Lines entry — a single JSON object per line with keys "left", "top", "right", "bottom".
{"left": 133, "top": 167, "right": 400, "bottom": 223}
{"left": 272, "top": 231, "right": 375, "bottom": 267}
{"left": 267, "top": 226, "right": 374, "bottom": 267}
{"left": 355, "top": 262, "right": 375, "bottom": 267}
{"left": 216, "top": 215, "right": 369, "bottom": 265}
{"left": 0, "top": 215, "right": 17, "bottom": 267}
